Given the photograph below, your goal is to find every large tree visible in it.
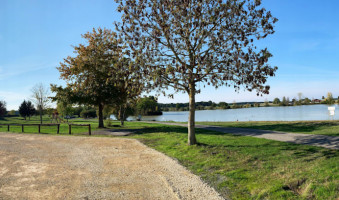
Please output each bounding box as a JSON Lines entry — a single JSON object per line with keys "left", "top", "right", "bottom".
{"left": 115, "top": 0, "right": 278, "bottom": 145}
{"left": 19, "top": 100, "right": 36, "bottom": 120}
{"left": 54, "top": 28, "right": 144, "bottom": 128}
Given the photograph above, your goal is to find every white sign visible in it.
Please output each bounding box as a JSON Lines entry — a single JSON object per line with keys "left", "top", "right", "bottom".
{"left": 328, "top": 107, "right": 335, "bottom": 116}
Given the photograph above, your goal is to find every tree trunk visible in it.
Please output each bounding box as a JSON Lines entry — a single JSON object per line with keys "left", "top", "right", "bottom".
{"left": 39, "top": 108, "right": 43, "bottom": 124}
{"left": 98, "top": 104, "right": 104, "bottom": 128}
{"left": 188, "top": 82, "right": 197, "bottom": 145}
{"left": 119, "top": 105, "right": 125, "bottom": 126}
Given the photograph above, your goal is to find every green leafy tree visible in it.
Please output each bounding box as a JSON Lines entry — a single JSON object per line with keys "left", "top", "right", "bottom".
{"left": 53, "top": 28, "right": 144, "bottom": 127}
{"left": 52, "top": 28, "right": 123, "bottom": 128}
{"left": 19, "top": 100, "right": 36, "bottom": 120}
{"left": 136, "top": 96, "right": 160, "bottom": 115}
{"left": 273, "top": 98, "right": 280, "bottom": 104}
{"left": 57, "top": 102, "right": 74, "bottom": 122}
{"left": 116, "top": 0, "right": 278, "bottom": 145}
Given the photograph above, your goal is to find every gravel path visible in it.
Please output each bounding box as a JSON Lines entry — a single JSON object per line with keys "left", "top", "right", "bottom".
{"left": 0, "top": 133, "right": 225, "bottom": 200}
{"left": 145, "top": 121, "right": 339, "bottom": 150}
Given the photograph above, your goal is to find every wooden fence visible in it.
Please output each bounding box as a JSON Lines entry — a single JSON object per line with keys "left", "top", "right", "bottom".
{"left": 1, "top": 124, "right": 60, "bottom": 134}
{"left": 68, "top": 124, "right": 91, "bottom": 135}
{"left": 0, "top": 123, "right": 92, "bottom": 135}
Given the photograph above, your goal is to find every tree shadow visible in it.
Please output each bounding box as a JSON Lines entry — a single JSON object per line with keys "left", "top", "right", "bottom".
{"left": 236, "top": 121, "right": 339, "bottom": 136}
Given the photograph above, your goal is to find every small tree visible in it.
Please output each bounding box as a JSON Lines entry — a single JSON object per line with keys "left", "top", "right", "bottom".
{"left": 273, "top": 98, "right": 280, "bottom": 104}
{"left": 0, "top": 100, "right": 7, "bottom": 119}
{"left": 116, "top": 0, "right": 278, "bottom": 145}
{"left": 57, "top": 102, "right": 74, "bottom": 122}
{"left": 19, "top": 100, "right": 29, "bottom": 120}
{"left": 31, "top": 83, "right": 50, "bottom": 124}
{"left": 325, "top": 92, "right": 334, "bottom": 105}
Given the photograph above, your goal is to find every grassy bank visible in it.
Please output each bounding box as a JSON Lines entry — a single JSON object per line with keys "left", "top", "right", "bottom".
{"left": 196, "top": 121, "right": 339, "bottom": 137}
{"left": 1, "top": 117, "right": 338, "bottom": 199}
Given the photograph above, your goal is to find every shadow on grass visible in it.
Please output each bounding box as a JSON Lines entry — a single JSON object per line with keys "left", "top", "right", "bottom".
{"left": 235, "top": 121, "right": 339, "bottom": 135}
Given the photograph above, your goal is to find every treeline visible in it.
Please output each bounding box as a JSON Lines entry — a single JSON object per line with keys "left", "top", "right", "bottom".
{"left": 160, "top": 101, "right": 266, "bottom": 111}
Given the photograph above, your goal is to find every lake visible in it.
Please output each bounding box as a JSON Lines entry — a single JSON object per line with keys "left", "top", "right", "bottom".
{"left": 127, "top": 104, "right": 338, "bottom": 122}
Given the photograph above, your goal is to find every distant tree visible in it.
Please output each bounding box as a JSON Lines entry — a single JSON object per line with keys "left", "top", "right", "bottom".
{"left": 303, "top": 98, "right": 311, "bottom": 105}
{"left": 325, "top": 92, "right": 334, "bottom": 105}
{"left": 0, "top": 100, "right": 7, "bottom": 118}
{"left": 19, "top": 100, "right": 29, "bottom": 120}
{"left": 31, "top": 83, "right": 50, "bottom": 124}
{"left": 264, "top": 100, "right": 269, "bottom": 107}
{"left": 273, "top": 98, "right": 280, "bottom": 104}
{"left": 19, "top": 100, "right": 36, "bottom": 120}
{"left": 280, "top": 96, "right": 288, "bottom": 106}
{"left": 136, "top": 96, "right": 159, "bottom": 115}
{"left": 218, "top": 102, "right": 229, "bottom": 109}
{"left": 8, "top": 110, "right": 16, "bottom": 115}
{"left": 57, "top": 102, "right": 74, "bottom": 122}
{"left": 46, "top": 108, "right": 54, "bottom": 118}
{"left": 116, "top": 0, "right": 278, "bottom": 145}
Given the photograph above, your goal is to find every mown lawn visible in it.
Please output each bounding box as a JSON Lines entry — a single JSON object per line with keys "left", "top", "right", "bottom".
{"left": 0, "top": 117, "right": 338, "bottom": 199}
{"left": 196, "top": 121, "right": 339, "bottom": 137}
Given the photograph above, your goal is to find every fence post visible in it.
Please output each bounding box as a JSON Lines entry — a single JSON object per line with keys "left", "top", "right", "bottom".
{"left": 38, "top": 124, "right": 41, "bottom": 133}
{"left": 57, "top": 124, "right": 60, "bottom": 134}
{"left": 7, "top": 125, "right": 9, "bottom": 132}
{"left": 22, "top": 125, "right": 24, "bottom": 132}
{"left": 88, "top": 124, "right": 91, "bottom": 136}
{"left": 69, "top": 124, "right": 71, "bottom": 135}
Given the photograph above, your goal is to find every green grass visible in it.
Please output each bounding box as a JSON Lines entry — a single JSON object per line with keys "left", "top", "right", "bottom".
{"left": 196, "top": 121, "right": 339, "bottom": 137}
{"left": 0, "top": 116, "right": 101, "bottom": 135}
{"left": 130, "top": 124, "right": 339, "bottom": 200}
{"left": 1, "top": 117, "right": 338, "bottom": 199}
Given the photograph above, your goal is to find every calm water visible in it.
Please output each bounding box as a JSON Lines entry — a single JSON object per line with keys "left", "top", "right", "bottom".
{"left": 128, "top": 104, "right": 338, "bottom": 122}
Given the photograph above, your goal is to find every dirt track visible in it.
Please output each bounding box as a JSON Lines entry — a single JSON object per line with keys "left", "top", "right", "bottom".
{"left": 0, "top": 133, "right": 224, "bottom": 200}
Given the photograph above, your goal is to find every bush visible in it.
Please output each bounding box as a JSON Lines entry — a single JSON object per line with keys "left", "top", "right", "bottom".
{"left": 80, "top": 109, "right": 97, "bottom": 118}
{"left": 104, "top": 118, "right": 113, "bottom": 127}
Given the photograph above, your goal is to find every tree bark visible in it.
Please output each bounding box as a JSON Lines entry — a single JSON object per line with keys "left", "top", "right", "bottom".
{"left": 98, "top": 104, "right": 104, "bottom": 128}
{"left": 119, "top": 105, "right": 125, "bottom": 126}
{"left": 188, "top": 82, "right": 197, "bottom": 145}
{"left": 39, "top": 107, "right": 43, "bottom": 124}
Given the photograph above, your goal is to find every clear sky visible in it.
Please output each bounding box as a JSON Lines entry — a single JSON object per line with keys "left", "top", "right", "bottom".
{"left": 1, "top": 0, "right": 339, "bottom": 110}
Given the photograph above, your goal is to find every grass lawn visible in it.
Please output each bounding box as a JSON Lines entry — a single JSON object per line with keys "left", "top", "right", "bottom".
{"left": 196, "top": 121, "right": 339, "bottom": 137}
{"left": 0, "top": 117, "right": 338, "bottom": 199}
{"left": 130, "top": 124, "right": 338, "bottom": 199}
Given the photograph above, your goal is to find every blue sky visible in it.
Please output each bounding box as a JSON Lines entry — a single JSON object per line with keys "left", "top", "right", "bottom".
{"left": 1, "top": 0, "right": 339, "bottom": 110}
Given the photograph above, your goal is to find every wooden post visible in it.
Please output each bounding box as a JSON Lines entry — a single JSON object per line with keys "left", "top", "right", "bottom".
{"left": 69, "top": 124, "right": 71, "bottom": 135}
{"left": 7, "top": 125, "right": 9, "bottom": 132}
{"left": 57, "top": 124, "right": 60, "bottom": 134}
{"left": 38, "top": 124, "right": 41, "bottom": 133}
{"left": 22, "top": 125, "right": 24, "bottom": 133}
{"left": 88, "top": 124, "right": 91, "bottom": 136}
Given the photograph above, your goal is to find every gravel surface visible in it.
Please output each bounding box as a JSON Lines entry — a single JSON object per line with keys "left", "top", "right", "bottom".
{"left": 0, "top": 133, "right": 225, "bottom": 200}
